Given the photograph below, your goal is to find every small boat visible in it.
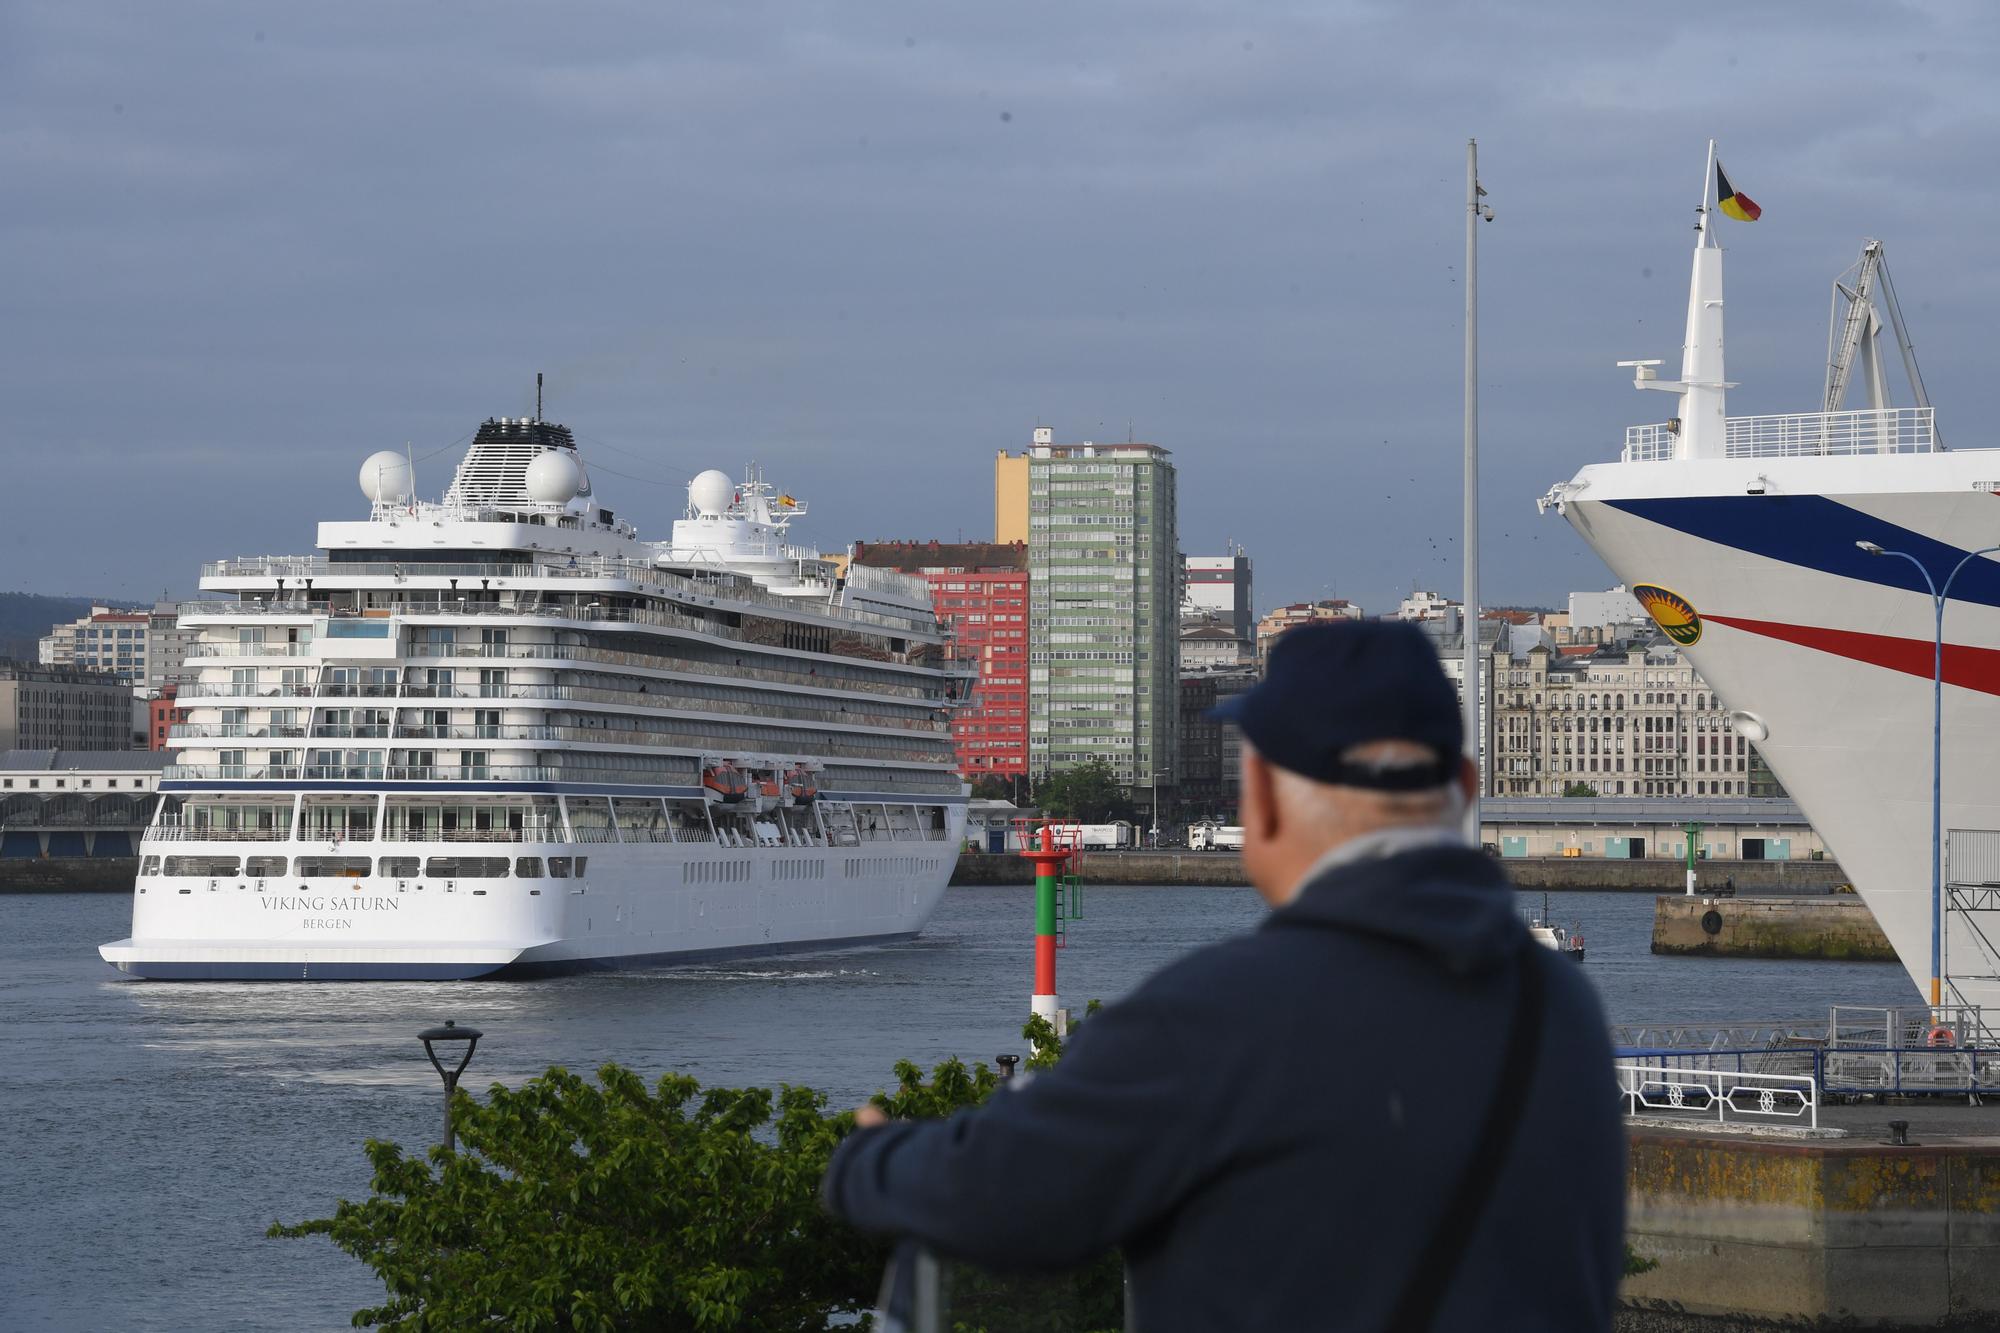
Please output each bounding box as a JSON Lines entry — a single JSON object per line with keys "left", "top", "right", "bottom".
{"left": 1525, "top": 895, "right": 1586, "bottom": 961}
{"left": 785, "top": 766, "right": 818, "bottom": 805}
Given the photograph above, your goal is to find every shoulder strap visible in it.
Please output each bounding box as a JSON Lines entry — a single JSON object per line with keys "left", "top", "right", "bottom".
{"left": 1383, "top": 939, "right": 1550, "bottom": 1333}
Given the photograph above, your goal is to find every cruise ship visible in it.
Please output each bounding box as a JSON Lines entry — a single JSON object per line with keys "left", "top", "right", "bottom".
{"left": 1543, "top": 145, "right": 2000, "bottom": 1010}
{"left": 101, "top": 415, "right": 972, "bottom": 979}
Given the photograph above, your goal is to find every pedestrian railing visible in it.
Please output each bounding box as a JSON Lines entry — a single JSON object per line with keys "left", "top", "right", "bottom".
{"left": 1616, "top": 1060, "right": 1818, "bottom": 1130}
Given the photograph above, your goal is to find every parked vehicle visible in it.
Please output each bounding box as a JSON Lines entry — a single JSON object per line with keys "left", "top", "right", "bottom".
{"left": 1187, "top": 822, "right": 1245, "bottom": 851}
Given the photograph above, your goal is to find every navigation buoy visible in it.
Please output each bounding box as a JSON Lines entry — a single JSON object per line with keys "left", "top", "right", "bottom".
{"left": 1018, "top": 821, "right": 1074, "bottom": 1031}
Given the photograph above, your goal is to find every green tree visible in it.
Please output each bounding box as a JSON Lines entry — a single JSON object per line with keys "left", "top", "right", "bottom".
{"left": 272, "top": 1067, "right": 883, "bottom": 1330}
{"left": 1038, "top": 759, "right": 1133, "bottom": 824}
{"left": 1562, "top": 781, "right": 1599, "bottom": 798}
{"left": 968, "top": 775, "right": 1012, "bottom": 802}
{"left": 273, "top": 1019, "right": 1118, "bottom": 1331}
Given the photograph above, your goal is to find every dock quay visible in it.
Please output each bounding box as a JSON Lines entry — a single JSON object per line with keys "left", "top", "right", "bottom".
{"left": 1653, "top": 894, "right": 1894, "bottom": 961}
{"left": 1621, "top": 1105, "right": 2000, "bottom": 1329}
{"left": 0, "top": 750, "right": 167, "bottom": 893}
{"left": 949, "top": 849, "right": 1851, "bottom": 893}
{"left": 1616, "top": 1007, "right": 2000, "bottom": 1327}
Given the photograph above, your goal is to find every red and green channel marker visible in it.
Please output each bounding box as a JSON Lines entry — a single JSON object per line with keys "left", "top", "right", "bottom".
{"left": 1023, "top": 824, "right": 1072, "bottom": 1026}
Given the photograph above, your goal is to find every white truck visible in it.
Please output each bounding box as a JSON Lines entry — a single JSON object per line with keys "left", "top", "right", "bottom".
{"left": 1187, "top": 823, "right": 1245, "bottom": 851}
{"left": 1063, "top": 821, "right": 1135, "bottom": 850}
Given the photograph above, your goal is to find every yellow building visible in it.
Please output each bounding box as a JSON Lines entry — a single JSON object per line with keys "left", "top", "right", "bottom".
{"left": 993, "top": 448, "right": 1030, "bottom": 544}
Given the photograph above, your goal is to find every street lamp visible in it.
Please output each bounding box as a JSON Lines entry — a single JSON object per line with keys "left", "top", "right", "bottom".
{"left": 417, "top": 1019, "right": 482, "bottom": 1152}
{"left": 1855, "top": 538, "right": 2000, "bottom": 1009}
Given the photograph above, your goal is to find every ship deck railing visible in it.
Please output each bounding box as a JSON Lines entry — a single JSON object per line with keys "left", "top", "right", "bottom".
{"left": 1621, "top": 406, "right": 1937, "bottom": 463}
{"left": 198, "top": 554, "right": 940, "bottom": 636}
{"left": 174, "top": 598, "right": 967, "bottom": 674}
{"left": 170, "top": 679, "right": 948, "bottom": 730}
{"left": 181, "top": 642, "right": 948, "bottom": 704}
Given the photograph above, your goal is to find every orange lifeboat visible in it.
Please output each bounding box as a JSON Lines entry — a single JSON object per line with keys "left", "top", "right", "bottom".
{"left": 785, "top": 766, "right": 819, "bottom": 805}
{"left": 702, "top": 763, "right": 748, "bottom": 803}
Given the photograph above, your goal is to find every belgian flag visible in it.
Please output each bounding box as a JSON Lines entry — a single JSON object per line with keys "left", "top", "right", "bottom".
{"left": 1715, "top": 160, "right": 1762, "bottom": 222}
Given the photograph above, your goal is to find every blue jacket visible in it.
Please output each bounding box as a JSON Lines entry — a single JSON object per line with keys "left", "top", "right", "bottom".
{"left": 822, "top": 846, "right": 1626, "bottom": 1331}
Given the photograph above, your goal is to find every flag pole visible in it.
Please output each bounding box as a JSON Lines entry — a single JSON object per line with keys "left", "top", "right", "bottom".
{"left": 1462, "top": 138, "right": 1482, "bottom": 841}
{"left": 1700, "top": 138, "right": 1716, "bottom": 243}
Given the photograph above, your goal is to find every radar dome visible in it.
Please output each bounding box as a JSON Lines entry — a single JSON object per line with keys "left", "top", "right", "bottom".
{"left": 689, "top": 469, "right": 734, "bottom": 516}
{"left": 359, "top": 450, "right": 413, "bottom": 503}
{"left": 525, "top": 449, "right": 582, "bottom": 503}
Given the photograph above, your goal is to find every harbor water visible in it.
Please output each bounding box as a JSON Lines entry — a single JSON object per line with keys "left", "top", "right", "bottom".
{"left": 2, "top": 886, "right": 1919, "bottom": 1331}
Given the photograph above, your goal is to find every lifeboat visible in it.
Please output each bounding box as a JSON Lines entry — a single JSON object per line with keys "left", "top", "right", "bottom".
{"left": 752, "top": 770, "right": 784, "bottom": 812}
{"left": 785, "top": 766, "right": 819, "bottom": 805}
{"left": 701, "top": 763, "right": 748, "bottom": 804}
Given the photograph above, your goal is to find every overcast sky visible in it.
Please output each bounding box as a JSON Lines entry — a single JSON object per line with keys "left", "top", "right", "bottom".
{"left": 8, "top": 1, "right": 1997, "bottom": 616}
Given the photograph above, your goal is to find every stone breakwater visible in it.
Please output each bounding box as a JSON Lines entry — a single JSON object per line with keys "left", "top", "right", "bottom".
{"left": 1652, "top": 894, "right": 1895, "bottom": 962}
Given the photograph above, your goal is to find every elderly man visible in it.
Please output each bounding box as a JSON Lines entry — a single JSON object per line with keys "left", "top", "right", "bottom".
{"left": 822, "top": 622, "right": 1625, "bottom": 1331}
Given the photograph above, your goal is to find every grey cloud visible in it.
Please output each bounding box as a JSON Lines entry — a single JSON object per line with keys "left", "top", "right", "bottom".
{"left": 3, "top": 0, "right": 1995, "bottom": 613}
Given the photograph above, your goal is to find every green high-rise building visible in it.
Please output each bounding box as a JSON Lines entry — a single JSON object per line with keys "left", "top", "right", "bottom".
{"left": 1020, "top": 429, "right": 1182, "bottom": 806}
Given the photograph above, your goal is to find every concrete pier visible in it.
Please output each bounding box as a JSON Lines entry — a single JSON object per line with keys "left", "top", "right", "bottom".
{"left": 1621, "top": 1112, "right": 2000, "bottom": 1328}
{"left": 1652, "top": 894, "right": 1894, "bottom": 961}
{"left": 0, "top": 856, "right": 137, "bottom": 893}
{"left": 950, "top": 850, "right": 1852, "bottom": 893}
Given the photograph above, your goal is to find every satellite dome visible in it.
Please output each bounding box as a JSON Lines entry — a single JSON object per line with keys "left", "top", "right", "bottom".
{"left": 689, "top": 469, "right": 734, "bottom": 516}
{"left": 525, "top": 449, "right": 582, "bottom": 503}
{"left": 359, "top": 450, "right": 412, "bottom": 503}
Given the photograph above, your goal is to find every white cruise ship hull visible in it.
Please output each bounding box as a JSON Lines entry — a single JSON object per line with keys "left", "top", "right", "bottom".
{"left": 1559, "top": 450, "right": 2000, "bottom": 1006}
{"left": 101, "top": 815, "right": 962, "bottom": 981}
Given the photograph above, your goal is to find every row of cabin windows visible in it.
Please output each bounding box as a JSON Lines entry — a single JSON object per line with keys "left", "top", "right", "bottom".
{"left": 147, "top": 855, "right": 589, "bottom": 879}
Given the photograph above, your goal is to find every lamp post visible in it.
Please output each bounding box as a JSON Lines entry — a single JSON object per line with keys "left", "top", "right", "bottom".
{"left": 1462, "top": 138, "right": 1493, "bottom": 839}
{"left": 417, "top": 1019, "right": 482, "bottom": 1152}
{"left": 1855, "top": 539, "right": 2000, "bottom": 1009}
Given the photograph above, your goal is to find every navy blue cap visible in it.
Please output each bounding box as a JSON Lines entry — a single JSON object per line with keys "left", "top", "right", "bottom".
{"left": 1212, "top": 621, "right": 1464, "bottom": 790}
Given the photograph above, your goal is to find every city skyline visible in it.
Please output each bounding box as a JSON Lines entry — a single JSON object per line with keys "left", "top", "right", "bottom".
{"left": 7, "top": 3, "right": 1998, "bottom": 617}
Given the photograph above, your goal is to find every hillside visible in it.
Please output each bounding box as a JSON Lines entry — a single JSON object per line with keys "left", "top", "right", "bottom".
{"left": 0, "top": 592, "right": 146, "bottom": 663}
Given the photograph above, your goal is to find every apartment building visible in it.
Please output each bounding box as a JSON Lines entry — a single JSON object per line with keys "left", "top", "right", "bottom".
{"left": 848, "top": 541, "right": 1029, "bottom": 779}
{"left": 1017, "top": 429, "right": 1181, "bottom": 792}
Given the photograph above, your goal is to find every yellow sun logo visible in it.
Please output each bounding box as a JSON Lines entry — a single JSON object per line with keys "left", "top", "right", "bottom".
{"left": 1632, "top": 584, "right": 1702, "bottom": 646}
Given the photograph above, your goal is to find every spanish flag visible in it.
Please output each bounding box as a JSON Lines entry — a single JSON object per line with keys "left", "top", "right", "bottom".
{"left": 1715, "top": 160, "right": 1761, "bottom": 222}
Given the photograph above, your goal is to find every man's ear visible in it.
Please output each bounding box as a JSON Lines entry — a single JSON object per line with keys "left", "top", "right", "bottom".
{"left": 1457, "top": 754, "right": 1478, "bottom": 804}
{"left": 1242, "top": 749, "right": 1279, "bottom": 840}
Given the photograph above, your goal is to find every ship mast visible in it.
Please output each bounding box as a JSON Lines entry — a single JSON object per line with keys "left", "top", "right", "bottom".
{"left": 1624, "top": 140, "right": 1736, "bottom": 460}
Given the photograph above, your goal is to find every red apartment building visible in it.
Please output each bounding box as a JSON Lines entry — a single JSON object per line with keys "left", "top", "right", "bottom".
{"left": 147, "top": 685, "right": 187, "bottom": 751}
{"left": 848, "top": 541, "right": 1028, "bottom": 779}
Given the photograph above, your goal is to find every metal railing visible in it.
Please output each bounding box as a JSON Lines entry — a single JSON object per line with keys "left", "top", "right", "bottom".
{"left": 402, "top": 642, "right": 946, "bottom": 702}
{"left": 1828, "top": 1003, "right": 2000, "bottom": 1050}
{"left": 1609, "top": 1019, "right": 1827, "bottom": 1054}
{"left": 163, "top": 764, "right": 557, "bottom": 783}
{"left": 382, "top": 826, "right": 566, "bottom": 844}
{"left": 1621, "top": 406, "right": 1937, "bottom": 463}
{"left": 148, "top": 824, "right": 293, "bottom": 842}
{"left": 169, "top": 724, "right": 308, "bottom": 740}
{"left": 1616, "top": 1061, "right": 1818, "bottom": 1130}
{"left": 1820, "top": 1046, "right": 2000, "bottom": 1096}
{"left": 196, "top": 553, "right": 942, "bottom": 636}
{"left": 183, "top": 643, "right": 317, "bottom": 659}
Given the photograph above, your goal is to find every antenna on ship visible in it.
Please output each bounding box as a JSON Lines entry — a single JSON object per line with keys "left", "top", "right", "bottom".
{"left": 536, "top": 372, "right": 544, "bottom": 424}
